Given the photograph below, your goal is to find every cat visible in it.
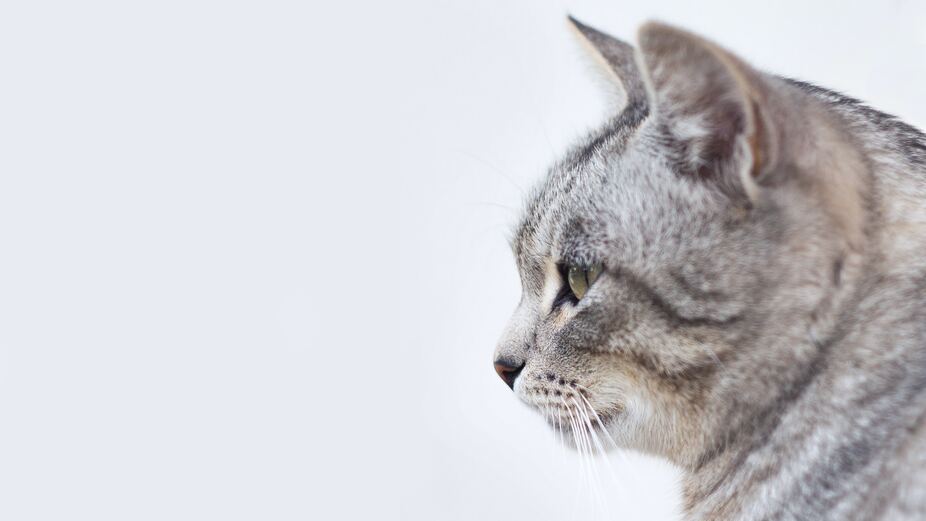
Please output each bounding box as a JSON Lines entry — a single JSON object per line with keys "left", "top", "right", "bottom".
{"left": 493, "top": 17, "right": 926, "bottom": 521}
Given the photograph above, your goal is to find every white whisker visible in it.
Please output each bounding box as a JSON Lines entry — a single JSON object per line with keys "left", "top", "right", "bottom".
{"left": 572, "top": 397, "right": 611, "bottom": 520}
{"left": 574, "top": 388, "right": 620, "bottom": 451}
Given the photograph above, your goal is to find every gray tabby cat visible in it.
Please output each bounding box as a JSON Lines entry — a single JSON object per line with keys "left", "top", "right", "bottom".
{"left": 493, "top": 18, "right": 926, "bottom": 521}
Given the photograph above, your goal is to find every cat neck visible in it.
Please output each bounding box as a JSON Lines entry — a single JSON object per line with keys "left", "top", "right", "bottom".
{"left": 678, "top": 96, "right": 926, "bottom": 519}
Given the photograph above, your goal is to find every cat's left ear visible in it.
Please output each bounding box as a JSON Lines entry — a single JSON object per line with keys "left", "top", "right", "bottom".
{"left": 637, "top": 22, "right": 780, "bottom": 201}
{"left": 568, "top": 16, "right": 648, "bottom": 112}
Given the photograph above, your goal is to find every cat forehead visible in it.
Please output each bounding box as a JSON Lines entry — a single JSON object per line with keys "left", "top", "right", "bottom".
{"left": 513, "top": 105, "right": 652, "bottom": 259}
{"left": 515, "top": 136, "right": 679, "bottom": 246}
{"left": 512, "top": 122, "right": 719, "bottom": 285}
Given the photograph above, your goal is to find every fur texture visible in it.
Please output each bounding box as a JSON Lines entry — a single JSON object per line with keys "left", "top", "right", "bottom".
{"left": 495, "top": 19, "right": 926, "bottom": 520}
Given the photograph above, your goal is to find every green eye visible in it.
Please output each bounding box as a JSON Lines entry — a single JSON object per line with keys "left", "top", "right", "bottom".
{"left": 567, "top": 263, "right": 602, "bottom": 300}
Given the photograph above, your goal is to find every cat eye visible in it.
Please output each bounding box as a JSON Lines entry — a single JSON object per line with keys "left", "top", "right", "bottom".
{"left": 566, "top": 263, "right": 602, "bottom": 300}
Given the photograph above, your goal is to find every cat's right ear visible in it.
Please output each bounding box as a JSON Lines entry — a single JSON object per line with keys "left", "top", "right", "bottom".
{"left": 567, "top": 16, "right": 647, "bottom": 112}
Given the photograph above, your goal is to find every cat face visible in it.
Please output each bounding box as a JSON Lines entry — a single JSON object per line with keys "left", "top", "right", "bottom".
{"left": 494, "top": 20, "right": 865, "bottom": 465}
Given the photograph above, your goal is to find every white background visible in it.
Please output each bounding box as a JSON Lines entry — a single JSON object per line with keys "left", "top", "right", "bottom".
{"left": 2, "top": 1, "right": 925, "bottom": 520}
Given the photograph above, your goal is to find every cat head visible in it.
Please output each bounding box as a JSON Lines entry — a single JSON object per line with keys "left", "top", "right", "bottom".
{"left": 494, "top": 19, "right": 867, "bottom": 466}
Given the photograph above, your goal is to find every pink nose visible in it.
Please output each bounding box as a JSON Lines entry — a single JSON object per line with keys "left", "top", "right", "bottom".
{"left": 494, "top": 358, "right": 524, "bottom": 390}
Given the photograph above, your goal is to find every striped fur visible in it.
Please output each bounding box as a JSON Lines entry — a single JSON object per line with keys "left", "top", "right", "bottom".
{"left": 495, "top": 19, "right": 926, "bottom": 520}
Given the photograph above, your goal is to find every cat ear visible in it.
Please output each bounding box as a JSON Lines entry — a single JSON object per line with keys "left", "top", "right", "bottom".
{"left": 637, "top": 22, "right": 778, "bottom": 200}
{"left": 567, "top": 16, "right": 648, "bottom": 112}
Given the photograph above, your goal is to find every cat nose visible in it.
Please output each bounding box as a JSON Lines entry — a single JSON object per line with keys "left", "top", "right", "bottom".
{"left": 494, "top": 358, "right": 525, "bottom": 390}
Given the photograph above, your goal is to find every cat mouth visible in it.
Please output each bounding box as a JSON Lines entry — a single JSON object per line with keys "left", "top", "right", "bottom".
{"left": 541, "top": 407, "right": 621, "bottom": 452}
{"left": 522, "top": 384, "right": 621, "bottom": 438}
{"left": 534, "top": 400, "right": 621, "bottom": 437}
{"left": 543, "top": 407, "right": 617, "bottom": 430}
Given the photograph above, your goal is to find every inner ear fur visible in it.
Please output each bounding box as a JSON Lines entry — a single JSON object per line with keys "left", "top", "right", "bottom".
{"left": 637, "top": 21, "right": 867, "bottom": 250}
{"left": 637, "top": 22, "right": 780, "bottom": 201}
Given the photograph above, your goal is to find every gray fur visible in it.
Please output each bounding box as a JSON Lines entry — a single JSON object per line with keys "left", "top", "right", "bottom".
{"left": 495, "top": 19, "right": 926, "bottom": 521}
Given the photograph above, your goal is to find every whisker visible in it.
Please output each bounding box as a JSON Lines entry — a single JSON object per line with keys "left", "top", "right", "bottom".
{"left": 563, "top": 408, "right": 583, "bottom": 519}
{"left": 563, "top": 400, "right": 588, "bottom": 490}
{"left": 564, "top": 396, "right": 609, "bottom": 520}
{"left": 572, "top": 397, "right": 611, "bottom": 519}
{"left": 573, "top": 389, "right": 620, "bottom": 451}
{"left": 571, "top": 388, "right": 634, "bottom": 513}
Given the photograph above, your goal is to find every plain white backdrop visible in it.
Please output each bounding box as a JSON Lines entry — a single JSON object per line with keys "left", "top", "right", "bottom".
{"left": 1, "top": 1, "right": 925, "bottom": 520}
